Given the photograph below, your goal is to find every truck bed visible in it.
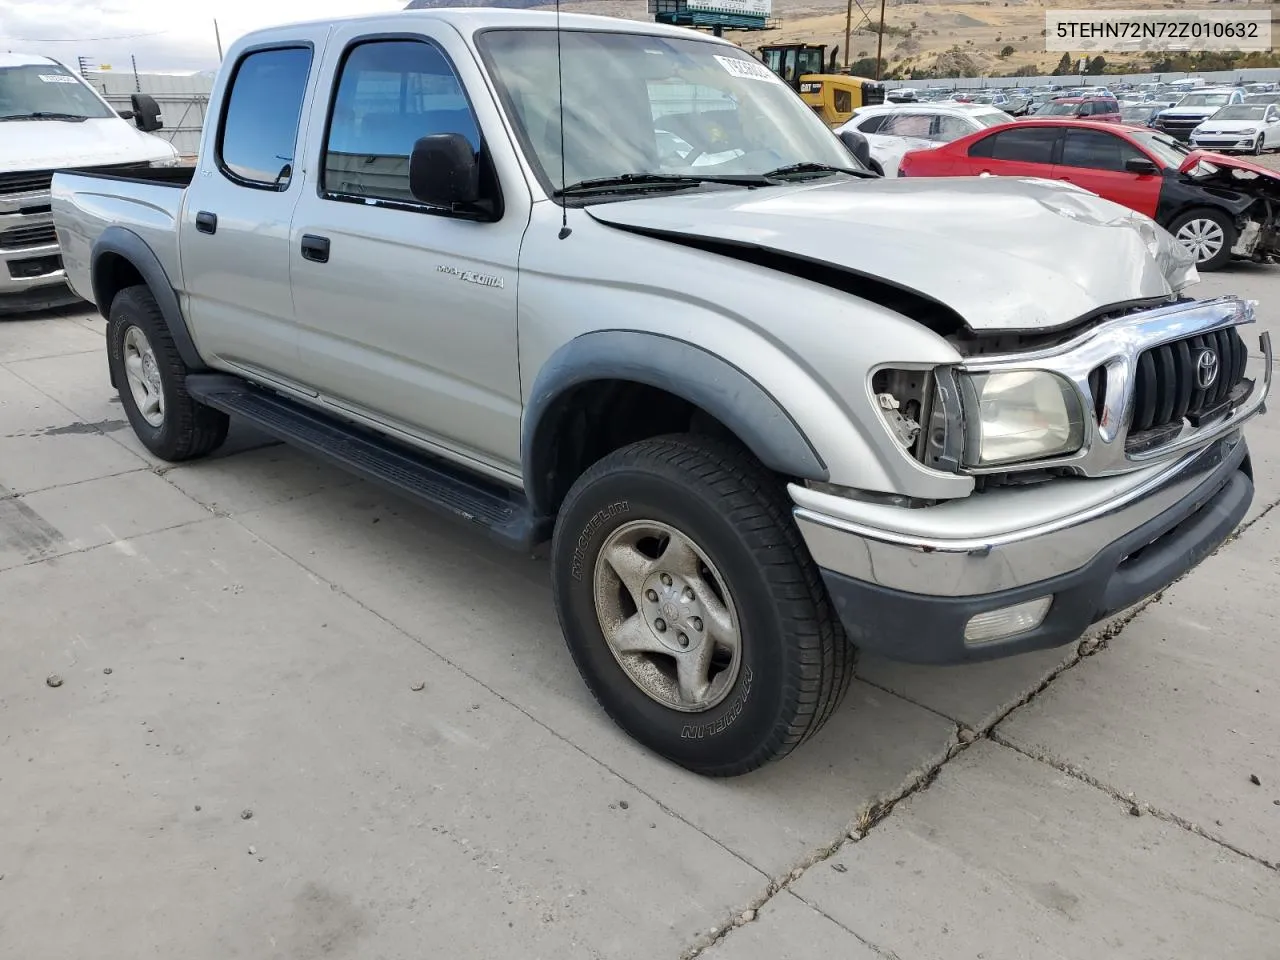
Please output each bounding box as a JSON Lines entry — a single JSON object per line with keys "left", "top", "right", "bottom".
{"left": 51, "top": 163, "right": 191, "bottom": 306}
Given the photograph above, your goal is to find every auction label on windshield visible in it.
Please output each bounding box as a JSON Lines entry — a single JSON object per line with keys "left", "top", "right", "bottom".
{"left": 38, "top": 74, "right": 81, "bottom": 83}
{"left": 1045, "top": 10, "right": 1270, "bottom": 51}
{"left": 714, "top": 55, "right": 783, "bottom": 83}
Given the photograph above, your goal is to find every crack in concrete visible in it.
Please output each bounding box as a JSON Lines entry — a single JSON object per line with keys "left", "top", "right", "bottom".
{"left": 686, "top": 489, "right": 1280, "bottom": 957}
{"left": 990, "top": 731, "right": 1279, "bottom": 872}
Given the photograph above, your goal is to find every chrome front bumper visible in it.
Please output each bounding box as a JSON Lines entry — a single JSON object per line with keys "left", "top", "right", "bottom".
{"left": 794, "top": 431, "right": 1251, "bottom": 596}
{"left": 797, "top": 433, "right": 1253, "bottom": 663}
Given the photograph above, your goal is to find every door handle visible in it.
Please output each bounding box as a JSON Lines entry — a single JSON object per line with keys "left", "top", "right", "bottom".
{"left": 300, "top": 234, "right": 330, "bottom": 264}
{"left": 195, "top": 211, "right": 217, "bottom": 235}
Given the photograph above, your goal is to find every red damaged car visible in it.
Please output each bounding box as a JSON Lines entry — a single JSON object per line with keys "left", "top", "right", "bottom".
{"left": 898, "top": 118, "right": 1280, "bottom": 270}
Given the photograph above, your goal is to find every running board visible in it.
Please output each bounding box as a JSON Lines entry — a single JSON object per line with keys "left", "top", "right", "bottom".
{"left": 186, "top": 374, "right": 549, "bottom": 551}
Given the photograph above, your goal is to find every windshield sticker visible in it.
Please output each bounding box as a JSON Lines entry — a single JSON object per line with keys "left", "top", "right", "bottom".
{"left": 38, "top": 74, "right": 80, "bottom": 84}
{"left": 714, "top": 55, "right": 781, "bottom": 84}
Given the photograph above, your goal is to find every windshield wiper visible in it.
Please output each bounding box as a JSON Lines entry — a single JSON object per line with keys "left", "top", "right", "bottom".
{"left": 554, "top": 172, "right": 775, "bottom": 197}
{"left": 0, "top": 112, "right": 88, "bottom": 122}
{"left": 760, "top": 161, "right": 875, "bottom": 180}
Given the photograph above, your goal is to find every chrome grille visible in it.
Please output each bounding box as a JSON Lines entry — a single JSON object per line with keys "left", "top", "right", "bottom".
{"left": 0, "top": 170, "right": 53, "bottom": 196}
{"left": 0, "top": 222, "right": 56, "bottom": 250}
{"left": 1130, "top": 327, "right": 1249, "bottom": 437}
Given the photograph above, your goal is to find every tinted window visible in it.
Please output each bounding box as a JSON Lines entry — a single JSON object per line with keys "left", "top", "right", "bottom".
{"left": 323, "top": 40, "right": 480, "bottom": 204}
{"left": 1059, "top": 129, "right": 1141, "bottom": 172}
{"left": 970, "top": 126, "right": 1058, "bottom": 163}
{"left": 856, "top": 113, "right": 887, "bottom": 133}
{"left": 219, "top": 47, "right": 312, "bottom": 188}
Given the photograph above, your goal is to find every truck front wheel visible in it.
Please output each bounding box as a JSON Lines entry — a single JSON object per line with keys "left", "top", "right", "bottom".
{"left": 107, "top": 285, "right": 228, "bottom": 461}
{"left": 551, "top": 435, "right": 854, "bottom": 776}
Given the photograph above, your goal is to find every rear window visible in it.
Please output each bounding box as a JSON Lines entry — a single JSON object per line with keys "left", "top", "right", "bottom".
{"left": 969, "top": 125, "right": 1059, "bottom": 163}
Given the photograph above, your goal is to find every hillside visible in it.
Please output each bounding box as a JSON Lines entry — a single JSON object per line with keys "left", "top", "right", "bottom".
{"left": 514, "top": 0, "right": 1277, "bottom": 78}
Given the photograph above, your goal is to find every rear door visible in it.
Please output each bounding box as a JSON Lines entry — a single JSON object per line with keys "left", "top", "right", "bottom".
{"left": 180, "top": 36, "right": 323, "bottom": 387}
{"left": 1051, "top": 128, "right": 1160, "bottom": 218}
{"left": 963, "top": 125, "right": 1062, "bottom": 179}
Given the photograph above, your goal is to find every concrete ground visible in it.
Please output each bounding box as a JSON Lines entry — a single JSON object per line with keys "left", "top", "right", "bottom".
{"left": 2, "top": 263, "right": 1278, "bottom": 958}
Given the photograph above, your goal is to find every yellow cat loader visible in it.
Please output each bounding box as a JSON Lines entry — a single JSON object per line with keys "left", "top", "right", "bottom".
{"left": 758, "top": 43, "right": 885, "bottom": 128}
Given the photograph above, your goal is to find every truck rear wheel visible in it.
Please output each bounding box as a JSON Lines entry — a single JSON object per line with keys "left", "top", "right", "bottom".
{"left": 107, "top": 285, "right": 228, "bottom": 461}
{"left": 551, "top": 435, "right": 854, "bottom": 776}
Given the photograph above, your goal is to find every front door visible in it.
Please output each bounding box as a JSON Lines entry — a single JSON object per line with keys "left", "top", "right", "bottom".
{"left": 1052, "top": 128, "right": 1161, "bottom": 218}
{"left": 289, "top": 30, "right": 527, "bottom": 475}
{"left": 181, "top": 41, "right": 319, "bottom": 388}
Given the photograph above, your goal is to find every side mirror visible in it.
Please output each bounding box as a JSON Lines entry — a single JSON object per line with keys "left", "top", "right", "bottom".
{"left": 130, "top": 93, "right": 163, "bottom": 132}
{"left": 1125, "top": 156, "right": 1159, "bottom": 175}
{"left": 116, "top": 109, "right": 134, "bottom": 120}
{"left": 839, "top": 129, "right": 874, "bottom": 171}
{"left": 409, "top": 133, "right": 480, "bottom": 207}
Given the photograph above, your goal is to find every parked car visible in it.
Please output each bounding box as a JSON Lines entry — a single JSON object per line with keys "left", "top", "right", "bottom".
{"left": 886, "top": 87, "right": 918, "bottom": 103}
{"left": 52, "top": 10, "right": 1270, "bottom": 774}
{"left": 1190, "top": 103, "right": 1280, "bottom": 155}
{"left": 0, "top": 53, "right": 181, "bottom": 315}
{"left": 1153, "top": 88, "right": 1246, "bottom": 141}
{"left": 836, "top": 102, "right": 1011, "bottom": 175}
{"left": 1030, "top": 96, "right": 1122, "bottom": 123}
{"left": 898, "top": 118, "right": 1280, "bottom": 270}
{"left": 1119, "top": 104, "right": 1163, "bottom": 128}
{"left": 1245, "top": 92, "right": 1280, "bottom": 107}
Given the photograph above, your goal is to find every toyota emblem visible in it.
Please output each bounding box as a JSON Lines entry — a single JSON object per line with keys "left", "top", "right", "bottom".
{"left": 1195, "top": 348, "right": 1219, "bottom": 390}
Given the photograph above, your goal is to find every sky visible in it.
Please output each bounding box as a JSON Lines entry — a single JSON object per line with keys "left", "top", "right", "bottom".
{"left": 0, "top": 0, "right": 407, "bottom": 72}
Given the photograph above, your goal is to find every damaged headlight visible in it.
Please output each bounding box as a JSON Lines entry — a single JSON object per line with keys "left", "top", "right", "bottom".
{"left": 958, "top": 370, "right": 1085, "bottom": 467}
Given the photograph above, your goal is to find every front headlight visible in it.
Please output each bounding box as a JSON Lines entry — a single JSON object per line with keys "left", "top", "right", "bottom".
{"left": 148, "top": 152, "right": 181, "bottom": 168}
{"left": 959, "top": 370, "right": 1085, "bottom": 467}
{"left": 1238, "top": 127, "right": 1257, "bottom": 135}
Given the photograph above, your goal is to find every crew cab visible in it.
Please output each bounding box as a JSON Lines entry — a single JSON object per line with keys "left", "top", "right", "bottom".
{"left": 899, "top": 118, "right": 1280, "bottom": 270}
{"left": 0, "top": 53, "right": 180, "bottom": 315}
{"left": 52, "top": 10, "right": 1270, "bottom": 775}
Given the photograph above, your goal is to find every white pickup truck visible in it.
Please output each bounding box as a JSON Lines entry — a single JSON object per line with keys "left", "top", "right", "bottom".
{"left": 0, "top": 53, "right": 180, "bottom": 314}
{"left": 52, "top": 9, "right": 1270, "bottom": 775}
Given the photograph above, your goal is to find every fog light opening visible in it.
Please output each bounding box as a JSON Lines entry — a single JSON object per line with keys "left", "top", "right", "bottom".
{"left": 964, "top": 596, "right": 1053, "bottom": 644}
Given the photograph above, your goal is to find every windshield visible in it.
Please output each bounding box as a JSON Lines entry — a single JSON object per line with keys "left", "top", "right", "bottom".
{"left": 1035, "top": 101, "right": 1081, "bottom": 116}
{"left": 1120, "top": 106, "right": 1152, "bottom": 121}
{"left": 0, "top": 63, "right": 115, "bottom": 119}
{"left": 1177, "top": 93, "right": 1231, "bottom": 107}
{"left": 1247, "top": 93, "right": 1280, "bottom": 104}
{"left": 1126, "top": 129, "right": 1215, "bottom": 174}
{"left": 476, "top": 29, "right": 857, "bottom": 196}
{"left": 1212, "top": 105, "right": 1267, "bottom": 121}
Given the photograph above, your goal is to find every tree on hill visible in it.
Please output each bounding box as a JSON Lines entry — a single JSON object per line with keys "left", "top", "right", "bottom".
{"left": 999, "top": 44, "right": 1015, "bottom": 58}
{"left": 1086, "top": 55, "right": 1107, "bottom": 74}
{"left": 1051, "top": 52, "right": 1072, "bottom": 75}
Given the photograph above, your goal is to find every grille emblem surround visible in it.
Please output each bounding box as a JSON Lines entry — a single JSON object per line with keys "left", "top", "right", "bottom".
{"left": 1195, "top": 348, "right": 1220, "bottom": 390}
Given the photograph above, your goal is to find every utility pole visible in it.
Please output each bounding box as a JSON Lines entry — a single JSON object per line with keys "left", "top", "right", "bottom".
{"left": 874, "top": 0, "right": 886, "bottom": 80}
{"left": 213, "top": 19, "right": 224, "bottom": 61}
{"left": 844, "top": 0, "right": 853, "bottom": 69}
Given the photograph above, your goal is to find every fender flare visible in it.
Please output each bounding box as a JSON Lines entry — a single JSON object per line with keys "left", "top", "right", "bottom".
{"left": 521, "top": 330, "right": 829, "bottom": 515}
{"left": 91, "top": 226, "right": 207, "bottom": 372}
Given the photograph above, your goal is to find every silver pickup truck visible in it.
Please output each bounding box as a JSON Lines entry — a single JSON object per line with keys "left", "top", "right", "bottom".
{"left": 52, "top": 9, "right": 1270, "bottom": 776}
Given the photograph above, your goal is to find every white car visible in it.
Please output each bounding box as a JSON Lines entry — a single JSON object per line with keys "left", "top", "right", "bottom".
{"left": 836, "top": 103, "right": 1012, "bottom": 176}
{"left": 1190, "top": 102, "right": 1280, "bottom": 155}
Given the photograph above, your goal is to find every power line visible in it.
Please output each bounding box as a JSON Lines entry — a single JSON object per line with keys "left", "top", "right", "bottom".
{"left": 0, "top": 30, "right": 170, "bottom": 43}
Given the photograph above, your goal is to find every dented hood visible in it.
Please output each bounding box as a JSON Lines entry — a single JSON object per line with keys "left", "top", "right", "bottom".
{"left": 1180, "top": 148, "right": 1280, "bottom": 182}
{"left": 585, "top": 176, "right": 1193, "bottom": 331}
